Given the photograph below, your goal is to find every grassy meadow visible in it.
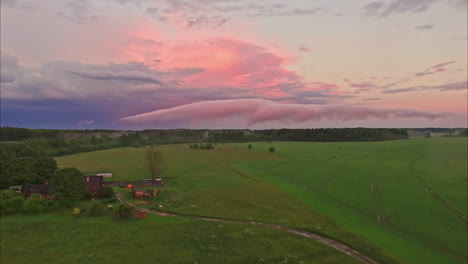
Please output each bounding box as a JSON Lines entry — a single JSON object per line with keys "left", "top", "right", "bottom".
{"left": 6, "top": 137, "right": 465, "bottom": 264}
{"left": 1, "top": 214, "right": 361, "bottom": 264}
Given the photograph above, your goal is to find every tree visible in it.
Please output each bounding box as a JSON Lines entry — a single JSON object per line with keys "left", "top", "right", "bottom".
{"left": 424, "top": 132, "right": 431, "bottom": 138}
{"left": 51, "top": 168, "right": 87, "bottom": 202}
{"left": 269, "top": 147, "right": 275, "bottom": 153}
{"left": 146, "top": 146, "right": 164, "bottom": 185}
{"left": 248, "top": 144, "right": 252, "bottom": 149}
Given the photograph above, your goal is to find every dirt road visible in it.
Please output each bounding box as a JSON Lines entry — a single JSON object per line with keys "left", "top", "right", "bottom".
{"left": 116, "top": 193, "right": 379, "bottom": 264}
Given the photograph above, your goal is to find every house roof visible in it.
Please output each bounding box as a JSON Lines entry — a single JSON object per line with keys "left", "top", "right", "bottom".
{"left": 25, "top": 184, "right": 50, "bottom": 195}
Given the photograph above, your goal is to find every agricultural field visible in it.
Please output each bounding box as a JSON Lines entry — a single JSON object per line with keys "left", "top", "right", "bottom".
{"left": 49, "top": 137, "right": 468, "bottom": 263}
{"left": 1, "top": 214, "right": 361, "bottom": 264}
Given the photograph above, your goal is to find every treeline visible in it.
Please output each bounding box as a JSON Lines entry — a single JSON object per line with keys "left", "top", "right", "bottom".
{"left": 242, "top": 128, "right": 409, "bottom": 142}
{"left": 1, "top": 127, "right": 411, "bottom": 154}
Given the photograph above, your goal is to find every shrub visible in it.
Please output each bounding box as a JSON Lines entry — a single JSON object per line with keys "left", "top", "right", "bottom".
{"left": 102, "top": 196, "right": 118, "bottom": 203}
{"left": 97, "top": 186, "right": 114, "bottom": 199}
{"left": 23, "top": 194, "right": 48, "bottom": 214}
{"left": 116, "top": 203, "right": 134, "bottom": 219}
{"left": 73, "top": 208, "right": 81, "bottom": 216}
{"left": 88, "top": 201, "right": 104, "bottom": 216}
{"left": 10, "top": 197, "right": 24, "bottom": 213}
{"left": 248, "top": 144, "right": 252, "bottom": 149}
{"left": 269, "top": 147, "right": 275, "bottom": 153}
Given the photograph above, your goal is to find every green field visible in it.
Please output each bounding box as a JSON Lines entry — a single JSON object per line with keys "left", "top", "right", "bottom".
{"left": 10, "top": 137, "right": 467, "bottom": 263}
{"left": 1, "top": 214, "right": 361, "bottom": 264}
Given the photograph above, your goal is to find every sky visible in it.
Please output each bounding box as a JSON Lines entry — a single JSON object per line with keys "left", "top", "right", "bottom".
{"left": 1, "top": 0, "right": 467, "bottom": 129}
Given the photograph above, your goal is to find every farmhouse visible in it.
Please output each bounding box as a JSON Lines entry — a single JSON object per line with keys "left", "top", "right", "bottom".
{"left": 83, "top": 175, "right": 104, "bottom": 193}
{"left": 24, "top": 184, "right": 52, "bottom": 199}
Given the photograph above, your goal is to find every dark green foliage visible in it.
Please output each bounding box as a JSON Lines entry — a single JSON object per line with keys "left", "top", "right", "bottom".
{"left": 116, "top": 203, "right": 134, "bottom": 219}
{"left": 0, "top": 191, "right": 24, "bottom": 215}
{"left": 23, "top": 194, "right": 48, "bottom": 214}
{"left": 97, "top": 186, "right": 114, "bottom": 199}
{"left": 0, "top": 142, "right": 57, "bottom": 188}
{"left": 425, "top": 132, "right": 431, "bottom": 138}
{"left": 102, "top": 196, "right": 118, "bottom": 204}
{"left": 269, "top": 147, "right": 275, "bottom": 153}
{"left": 88, "top": 201, "right": 105, "bottom": 216}
{"left": 51, "top": 168, "right": 87, "bottom": 202}
{"left": 248, "top": 144, "right": 252, "bottom": 149}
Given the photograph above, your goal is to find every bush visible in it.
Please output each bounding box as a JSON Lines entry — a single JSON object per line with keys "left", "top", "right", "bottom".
{"left": 0, "top": 191, "right": 22, "bottom": 215}
{"left": 23, "top": 194, "right": 48, "bottom": 214}
{"left": 97, "top": 186, "right": 114, "bottom": 199}
{"left": 269, "top": 147, "right": 275, "bottom": 153}
{"left": 88, "top": 201, "right": 104, "bottom": 216}
{"left": 248, "top": 144, "right": 252, "bottom": 149}
{"left": 116, "top": 203, "right": 134, "bottom": 219}
{"left": 102, "top": 196, "right": 118, "bottom": 204}
{"left": 73, "top": 208, "right": 81, "bottom": 216}
{"left": 10, "top": 197, "right": 24, "bottom": 213}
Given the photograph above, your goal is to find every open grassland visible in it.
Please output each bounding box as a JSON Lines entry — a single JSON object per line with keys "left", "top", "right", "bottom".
{"left": 53, "top": 138, "right": 468, "bottom": 264}
{"left": 0, "top": 214, "right": 361, "bottom": 264}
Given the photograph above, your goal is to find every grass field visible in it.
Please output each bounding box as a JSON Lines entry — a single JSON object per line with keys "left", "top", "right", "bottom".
{"left": 1, "top": 213, "right": 361, "bottom": 264}
{"left": 50, "top": 137, "right": 468, "bottom": 263}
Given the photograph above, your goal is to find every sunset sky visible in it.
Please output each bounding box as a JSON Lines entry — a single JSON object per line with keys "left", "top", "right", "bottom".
{"left": 1, "top": 0, "right": 467, "bottom": 129}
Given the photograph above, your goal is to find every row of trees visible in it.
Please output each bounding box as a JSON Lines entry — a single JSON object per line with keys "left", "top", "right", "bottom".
{"left": 189, "top": 143, "right": 215, "bottom": 149}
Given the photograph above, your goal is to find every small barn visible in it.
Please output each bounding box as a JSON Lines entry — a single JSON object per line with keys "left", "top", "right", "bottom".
{"left": 131, "top": 188, "right": 150, "bottom": 198}
{"left": 140, "top": 178, "right": 164, "bottom": 186}
{"left": 96, "top": 172, "right": 112, "bottom": 178}
{"left": 83, "top": 176, "right": 104, "bottom": 193}
{"left": 24, "top": 184, "right": 52, "bottom": 199}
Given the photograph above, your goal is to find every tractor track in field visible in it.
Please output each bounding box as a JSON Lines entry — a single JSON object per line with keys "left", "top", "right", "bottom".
{"left": 409, "top": 157, "right": 468, "bottom": 226}
{"left": 254, "top": 143, "right": 467, "bottom": 263}
{"left": 371, "top": 160, "right": 388, "bottom": 225}
{"left": 115, "top": 193, "right": 379, "bottom": 264}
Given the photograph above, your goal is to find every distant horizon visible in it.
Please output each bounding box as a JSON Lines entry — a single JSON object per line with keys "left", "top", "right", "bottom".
{"left": 2, "top": 125, "right": 466, "bottom": 131}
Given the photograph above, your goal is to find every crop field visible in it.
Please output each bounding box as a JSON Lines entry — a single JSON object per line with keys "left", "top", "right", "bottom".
{"left": 52, "top": 137, "right": 468, "bottom": 264}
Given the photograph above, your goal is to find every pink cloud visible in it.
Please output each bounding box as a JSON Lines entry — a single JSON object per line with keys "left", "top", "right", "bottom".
{"left": 119, "top": 99, "right": 454, "bottom": 126}
{"left": 125, "top": 37, "right": 305, "bottom": 91}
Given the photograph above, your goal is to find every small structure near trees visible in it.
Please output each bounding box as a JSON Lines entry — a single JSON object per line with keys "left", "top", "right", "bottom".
{"left": 131, "top": 188, "right": 150, "bottom": 198}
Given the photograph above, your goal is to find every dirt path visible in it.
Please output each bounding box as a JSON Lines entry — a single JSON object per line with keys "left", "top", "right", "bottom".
{"left": 116, "top": 193, "right": 379, "bottom": 264}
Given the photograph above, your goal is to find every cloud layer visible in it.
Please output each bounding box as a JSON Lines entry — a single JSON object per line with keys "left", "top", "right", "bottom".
{"left": 119, "top": 99, "right": 454, "bottom": 127}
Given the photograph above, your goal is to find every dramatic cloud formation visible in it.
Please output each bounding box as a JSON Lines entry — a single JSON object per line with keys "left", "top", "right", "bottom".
{"left": 119, "top": 99, "right": 453, "bottom": 127}
{"left": 1, "top": 0, "right": 466, "bottom": 128}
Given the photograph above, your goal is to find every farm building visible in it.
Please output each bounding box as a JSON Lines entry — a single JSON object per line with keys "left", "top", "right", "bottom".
{"left": 83, "top": 176, "right": 103, "bottom": 193}
{"left": 140, "top": 178, "right": 164, "bottom": 186}
{"left": 96, "top": 172, "right": 112, "bottom": 178}
{"left": 24, "top": 184, "right": 52, "bottom": 199}
{"left": 131, "top": 188, "right": 150, "bottom": 198}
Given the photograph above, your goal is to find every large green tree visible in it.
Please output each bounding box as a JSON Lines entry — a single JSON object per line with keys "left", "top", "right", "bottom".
{"left": 51, "top": 168, "right": 87, "bottom": 201}
{"left": 145, "top": 146, "right": 164, "bottom": 185}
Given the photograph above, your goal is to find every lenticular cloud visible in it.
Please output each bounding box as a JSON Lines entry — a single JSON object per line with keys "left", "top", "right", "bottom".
{"left": 118, "top": 99, "right": 452, "bottom": 126}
